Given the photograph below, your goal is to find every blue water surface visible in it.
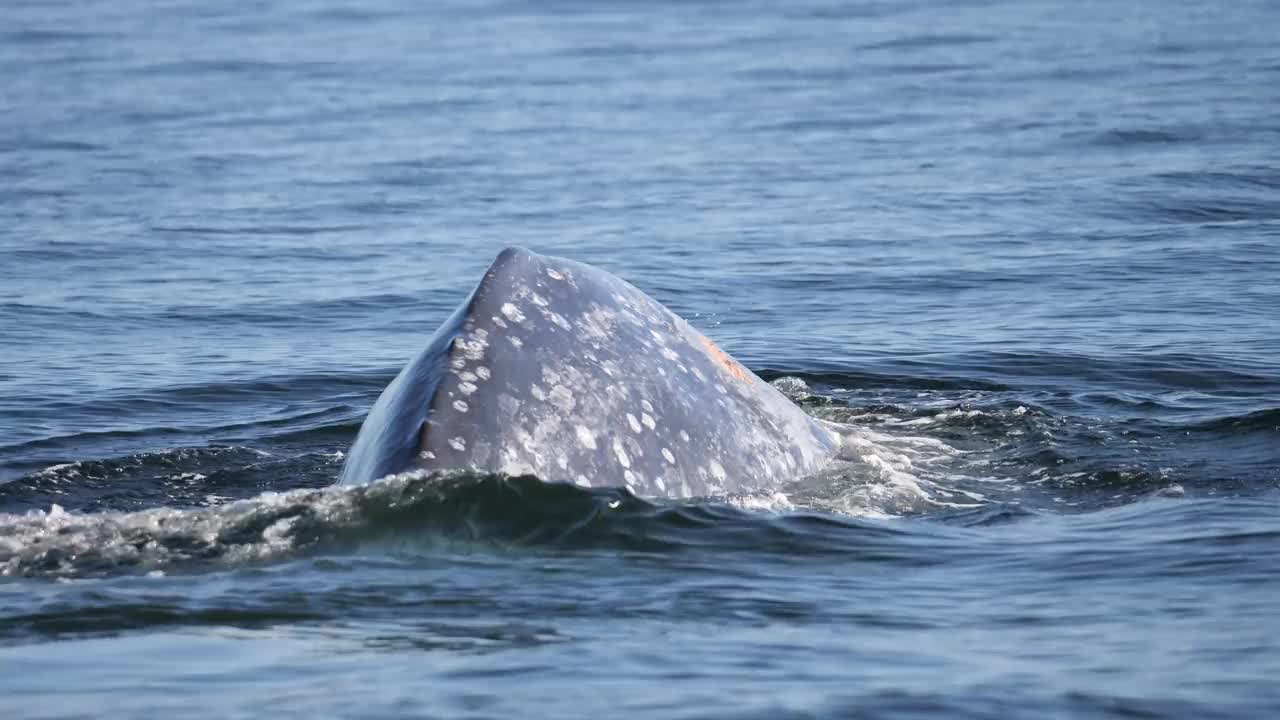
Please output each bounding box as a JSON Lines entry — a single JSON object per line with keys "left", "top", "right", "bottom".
{"left": 2, "top": 0, "right": 1279, "bottom": 717}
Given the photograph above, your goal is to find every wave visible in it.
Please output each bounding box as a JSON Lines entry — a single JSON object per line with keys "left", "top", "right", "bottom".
{"left": 0, "top": 471, "right": 935, "bottom": 580}
{"left": 0, "top": 445, "right": 341, "bottom": 514}
{"left": 1184, "top": 407, "right": 1280, "bottom": 434}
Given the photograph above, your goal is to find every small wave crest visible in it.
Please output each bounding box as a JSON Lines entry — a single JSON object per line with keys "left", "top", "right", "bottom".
{"left": 2, "top": 455, "right": 976, "bottom": 580}
{"left": 0, "top": 472, "right": 628, "bottom": 578}
{"left": 6, "top": 470, "right": 907, "bottom": 579}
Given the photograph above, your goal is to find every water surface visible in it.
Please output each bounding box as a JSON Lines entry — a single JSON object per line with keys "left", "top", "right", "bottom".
{"left": 2, "top": 0, "right": 1279, "bottom": 717}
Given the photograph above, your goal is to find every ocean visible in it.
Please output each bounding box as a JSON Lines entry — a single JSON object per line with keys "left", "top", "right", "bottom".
{"left": 2, "top": 0, "right": 1278, "bottom": 717}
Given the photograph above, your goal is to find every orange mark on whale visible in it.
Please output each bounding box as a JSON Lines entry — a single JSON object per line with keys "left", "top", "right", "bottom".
{"left": 697, "top": 336, "right": 751, "bottom": 384}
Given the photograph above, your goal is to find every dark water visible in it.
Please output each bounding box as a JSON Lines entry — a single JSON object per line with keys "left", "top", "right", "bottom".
{"left": 3, "top": 0, "right": 1279, "bottom": 716}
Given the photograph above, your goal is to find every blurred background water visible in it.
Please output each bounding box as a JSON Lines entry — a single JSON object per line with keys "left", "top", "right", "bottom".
{"left": 1, "top": 0, "right": 1278, "bottom": 717}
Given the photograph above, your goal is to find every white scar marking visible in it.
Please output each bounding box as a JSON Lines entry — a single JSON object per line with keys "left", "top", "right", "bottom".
{"left": 576, "top": 426, "right": 597, "bottom": 449}
{"left": 476, "top": 366, "right": 491, "bottom": 380}
{"left": 662, "top": 448, "right": 675, "bottom": 464}
{"left": 491, "top": 316, "right": 508, "bottom": 329}
{"left": 655, "top": 477, "right": 667, "bottom": 492}
{"left": 641, "top": 413, "right": 656, "bottom": 430}
{"left": 419, "top": 451, "right": 435, "bottom": 460}
{"left": 459, "top": 371, "right": 477, "bottom": 382}
{"left": 575, "top": 475, "right": 591, "bottom": 487}
{"left": 612, "top": 438, "right": 630, "bottom": 468}
{"left": 452, "top": 400, "right": 469, "bottom": 412}
{"left": 641, "top": 399, "right": 654, "bottom": 413}
{"left": 449, "top": 437, "right": 466, "bottom": 451}
{"left": 624, "top": 470, "right": 636, "bottom": 487}
{"left": 680, "top": 430, "right": 691, "bottom": 443}
{"left": 530, "top": 293, "right": 549, "bottom": 307}
{"left": 627, "top": 414, "right": 642, "bottom": 433}
{"left": 548, "top": 268, "right": 564, "bottom": 280}
{"left": 509, "top": 336, "right": 523, "bottom": 349}
{"left": 501, "top": 303, "right": 526, "bottom": 323}
{"left": 459, "top": 382, "right": 477, "bottom": 395}
{"left": 531, "top": 385, "right": 546, "bottom": 401}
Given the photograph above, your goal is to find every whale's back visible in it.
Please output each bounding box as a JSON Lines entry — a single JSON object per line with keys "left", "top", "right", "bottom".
{"left": 339, "top": 247, "right": 835, "bottom": 496}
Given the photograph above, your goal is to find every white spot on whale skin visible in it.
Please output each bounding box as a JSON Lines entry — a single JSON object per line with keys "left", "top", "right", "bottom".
{"left": 459, "top": 381, "right": 478, "bottom": 395}
{"left": 501, "top": 303, "right": 526, "bottom": 323}
{"left": 624, "top": 470, "right": 637, "bottom": 490}
{"left": 456, "top": 338, "right": 486, "bottom": 361}
{"left": 546, "top": 311, "right": 572, "bottom": 331}
{"left": 547, "top": 268, "right": 564, "bottom": 281}
{"left": 662, "top": 448, "right": 675, "bottom": 464}
{"left": 449, "top": 437, "right": 466, "bottom": 452}
{"left": 452, "top": 400, "right": 469, "bottom": 413}
{"left": 641, "top": 399, "right": 654, "bottom": 413}
{"left": 450, "top": 357, "right": 466, "bottom": 370}
{"left": 680, "top": 430, "right": 691, "bottom": 443}
{"left": 491, "top": 316, "right": 508, "bottom": 329}
{"left": 419, "top": 450, "right": 436, "bottom": 460}
{"left": 575, "top": 474, "right": 591, "bottom": 487}
{"left": 641, "top": 413, "right": 656, "bottom": 430}
{"left": 548, "top": 385, "right": 576, "bottom": 411}
{"left": 655, "top": 477, "right": 667, "bottom": 492}
{"left": 613, "top": 438, "right": 630, "bottom": 469}
{"left": 458, "top": 371, "right": 478, "bottom": 383}
{"left": 509, "top": 336, "right": 524, "bottom": 349}
{"left": 627, "top": 413, "right": 643, "bottom": 433}
{"left": 661, "top": 347, "right": 680, "bottom": 362}
{"left": 476, "top": 366, "right": 491, "bottom": 381}
{"left": 531, "top": 385, "right": 547, "bottom": 401}
{"left": 576, "top": 426, "right": 597, "bottom": 449}
{"left": 709, "top": 460, "right": 726, "bottom": 481}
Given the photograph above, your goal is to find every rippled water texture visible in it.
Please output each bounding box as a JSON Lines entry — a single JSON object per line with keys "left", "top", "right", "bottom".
{"left": 2, "top": 0, "right": 1278, "bottom": 717}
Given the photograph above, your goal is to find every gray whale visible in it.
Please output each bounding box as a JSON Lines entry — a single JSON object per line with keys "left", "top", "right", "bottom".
{"left": 339, "top": 247, "right": 836, "bottom": 497}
